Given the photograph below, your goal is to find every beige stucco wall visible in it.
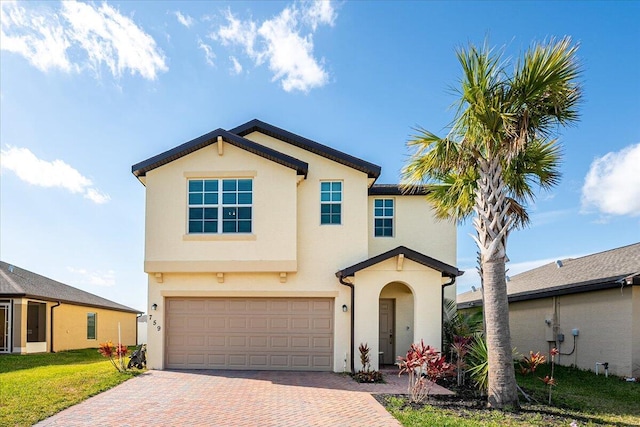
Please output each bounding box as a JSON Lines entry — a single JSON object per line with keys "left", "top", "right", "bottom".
{"left": 144, "top": 143, "right": 300, "bottom": 273}
{"left": 53, "top": 304, "right": 137, "bottom": 352}
{"left": 352, "top": 258, "right": 445, "bottom": 371}
{"left": 142, "top": 130, "right": 457, "bottom": 371}
{"left": 368, "top": 195, "right": 458, "bottom": 302}
{"left": 144, "top": 132, "right": 371, "bottom": 371}
{"left": 508, "top": 288, "right": 635, "bottom": 377}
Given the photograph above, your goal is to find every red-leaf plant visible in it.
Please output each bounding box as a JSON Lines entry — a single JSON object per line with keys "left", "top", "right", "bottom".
{"left": 98, "top": 341, "right": 129, "bottom": 372}
{"left": 397, "top": 340, "right": 452, "bottom": 403}
{"left": 520, "top": 351, "right": 547, "bottom": 375}
{"left": 538, "top": 347, "right": 559, "bottom": 405}
{"left": 451, "top": 336, "right": 471, "bottom": 387}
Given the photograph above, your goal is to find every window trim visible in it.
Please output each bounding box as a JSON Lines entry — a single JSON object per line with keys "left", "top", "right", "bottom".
{"left": 87, "top": 312, "right": 97, "bottom": 340}
{"left": 320, "top": 180, "right": 342, "bottom": 225}
{"left": 373, "top": 198, "right": 394, "bottom": 237}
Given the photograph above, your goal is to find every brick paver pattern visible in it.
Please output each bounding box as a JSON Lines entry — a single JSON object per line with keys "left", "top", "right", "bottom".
{"left": 35, "top": 369, "right": 453, "bottom": 427}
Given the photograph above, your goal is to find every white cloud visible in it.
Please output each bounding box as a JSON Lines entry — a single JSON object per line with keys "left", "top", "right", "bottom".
{"left": 581, "top": 143, "right": 640, "bottom": 217}
{"left": 0, "top": 0, "right": 167, "bottom": 80}
{"left": 198, "top": 38, "right": 216, "bottom": 67}
{"left": 230, "top": 56, "right": 243, "bottom": 74}
{"left": 174, "top": 11, "right": 194, "bottom": 28}
{"left": 0, "top": 146, "right": 110, "bottom": 204}
{"left": 68, "top": 267, "right": 116, "bottom": 287}
{"left": 214, "top": 0, "right": 335, "bottom": 92}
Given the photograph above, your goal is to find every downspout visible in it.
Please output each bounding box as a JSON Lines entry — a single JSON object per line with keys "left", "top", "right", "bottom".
{"left": 50, "top": 301, "right": 61, "bottom": 353}
{"left": 441, "top": 275, "right": 457, "bottom": 352}
{"left": 337, "top": 273, "right": 355, "bottom": 374}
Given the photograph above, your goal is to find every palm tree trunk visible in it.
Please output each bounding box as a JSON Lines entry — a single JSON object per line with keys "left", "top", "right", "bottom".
{"left": 473, "top": 156, "right": 519, "bottom": 409}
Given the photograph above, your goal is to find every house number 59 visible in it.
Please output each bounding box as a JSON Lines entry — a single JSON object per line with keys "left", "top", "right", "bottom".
{"left": 152, "top": 319, "right": 161, "bottom": 331}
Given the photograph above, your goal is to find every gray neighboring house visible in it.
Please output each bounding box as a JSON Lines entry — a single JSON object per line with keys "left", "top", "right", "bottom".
{"left": 0, "top": 261, "right": 141, "bottom": 354}
{"left": 458, "top": 243, "right": 640, "bottom": 378}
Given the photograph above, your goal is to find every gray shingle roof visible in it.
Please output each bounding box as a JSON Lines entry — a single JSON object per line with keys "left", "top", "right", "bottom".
{"left": 0, "top": 261, "right": 140, "bottom": 313}
{"left": 457, "top": 243, "right": 640, "bottom": 309}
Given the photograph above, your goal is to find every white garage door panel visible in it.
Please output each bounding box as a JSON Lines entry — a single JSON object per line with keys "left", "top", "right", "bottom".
{"left": 166, "top": 297, "right": 334, "bottom": 370}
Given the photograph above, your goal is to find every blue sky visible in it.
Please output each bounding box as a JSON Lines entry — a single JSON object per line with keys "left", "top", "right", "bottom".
{"left": 1, "top": 1, "right": 639, "bottom": 312}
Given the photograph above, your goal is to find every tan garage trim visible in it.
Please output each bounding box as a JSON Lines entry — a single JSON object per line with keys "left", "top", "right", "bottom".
{"left": 165, "top": 297, "right": 333, "bottom": 371}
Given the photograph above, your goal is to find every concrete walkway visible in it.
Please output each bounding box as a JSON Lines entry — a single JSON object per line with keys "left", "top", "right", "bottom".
{"left": 35, "top": 369, "right": 452, "bottom": 426}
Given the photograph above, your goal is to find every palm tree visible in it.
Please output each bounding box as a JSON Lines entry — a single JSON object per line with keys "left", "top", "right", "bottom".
{"left": 403, "top": 38, "right": 582, "bottom": 408}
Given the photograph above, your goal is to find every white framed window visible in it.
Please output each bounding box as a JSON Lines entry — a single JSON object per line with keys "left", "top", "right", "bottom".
{"left": 320, "top": 181, "right": 342, "bottom": 224}
{"left": 87, "top": 313, "right": 97, "bottom": 340}
{"left": 374, "top": 198, "right": 394, "bottom": 237}
{"left": 188, "top": 179, "right": 252, "bottom": 233}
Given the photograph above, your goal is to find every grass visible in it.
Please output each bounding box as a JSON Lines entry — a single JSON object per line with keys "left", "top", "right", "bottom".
{"left": 0, "top": 348, "right": 141, "bottom": 427}
{"left": 385, "top": 364, "right": 640, "bottom": 427}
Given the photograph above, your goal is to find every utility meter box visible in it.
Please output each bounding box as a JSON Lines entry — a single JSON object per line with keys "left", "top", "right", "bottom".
{"left": 557, "top": 333, "right": 565, "bottom": 342}
{"left": 572, "top": 328, "right": 579, "bottom": 336}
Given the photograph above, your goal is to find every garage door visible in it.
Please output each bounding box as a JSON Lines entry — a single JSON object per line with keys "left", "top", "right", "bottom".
{"left": 165, "top": 297, "right": 334, "bottom": 370}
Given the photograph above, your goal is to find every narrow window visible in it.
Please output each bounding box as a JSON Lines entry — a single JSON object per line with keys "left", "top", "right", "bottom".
{"left": 374, "top": 198, "right": 394, "bottom": 237}
{"left": 87, "top": 313, "right": 97, "bottom": 340}
{"left": 320, "top": 181, "right": 342, "bottom": 224}
{"left": 187, "top": 179, "right": 252, "bottom": 233}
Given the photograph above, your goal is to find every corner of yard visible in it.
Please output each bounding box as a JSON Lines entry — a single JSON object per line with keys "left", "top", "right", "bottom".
{"left": 0, "top": 348, "right": 142, "bottom": 427}
{"left": 383, "top": 364, "right": 640, "bottom": 427}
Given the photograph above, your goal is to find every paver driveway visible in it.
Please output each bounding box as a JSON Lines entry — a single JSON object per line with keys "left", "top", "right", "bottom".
{"left": 35, "top": 369, "right": 453, "bottom": 426}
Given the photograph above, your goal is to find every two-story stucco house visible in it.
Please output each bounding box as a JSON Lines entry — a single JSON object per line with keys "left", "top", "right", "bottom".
{"left": 132, "top": 119, "right": 462, "bottom": 372}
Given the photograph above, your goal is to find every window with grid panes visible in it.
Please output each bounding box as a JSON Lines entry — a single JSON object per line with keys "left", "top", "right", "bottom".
{"left": 320, "top": 181, "right": 341, "bottom": 224}
{"left": 374, "top": 198, "right": 394, "bottom": 236}
{"left": 188, "top": 179, "right": 252, "bottom": 233}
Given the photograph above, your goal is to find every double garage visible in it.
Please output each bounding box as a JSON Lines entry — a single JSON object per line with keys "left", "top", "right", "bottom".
{"left": 165, "top": 297, "right": 334, "bottom": 371}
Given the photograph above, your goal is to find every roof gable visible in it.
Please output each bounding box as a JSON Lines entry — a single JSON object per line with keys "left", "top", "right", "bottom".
{"left": 0, "top": 261, "right": 140, "bottom": 313}
{"left": 336, "top": 246, "right": 463, "bottom": 279}
{"left": 458, "top": 242, "right": 640, "bottom": 308}
{"left": 132, "top": 128, "right": 309, "bottom": 179}
{"left": 230, "top": 119, "right": 381, "bottom": 179}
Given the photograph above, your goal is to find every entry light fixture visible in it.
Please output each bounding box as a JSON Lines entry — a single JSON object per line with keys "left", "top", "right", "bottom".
{"left": 342, "top": 304, "right": 348, "bottom": 312}
{"left": 151, "top": 303, "right": 158, "bottom": 311}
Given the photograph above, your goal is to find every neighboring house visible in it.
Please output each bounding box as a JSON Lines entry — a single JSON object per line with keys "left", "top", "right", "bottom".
{"left": 0, "top": 261, "right": 140, "bottom": 354}
{"left": 132, "top": 119, "right": 462, "bottom": 372}
{"left": 458, "top": 243, "right": 640, "bottom": 378}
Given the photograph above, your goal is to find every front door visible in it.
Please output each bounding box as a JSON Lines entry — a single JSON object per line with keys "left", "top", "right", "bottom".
{"left": 378, "top": 299, "right": 394, "bottom": 366}
{"left": 0, "top": 302, "right": 10, "bottom": 353}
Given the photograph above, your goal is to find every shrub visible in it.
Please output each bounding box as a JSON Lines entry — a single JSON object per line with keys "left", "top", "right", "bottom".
{"left": 397, "top": 340, "right": 452, "bottom": 403}
{"left": 352, "top": 342, "right": 384, "bottom": 383}
{"left": 98, "top": 341, "right": 128, "bottom": 372}
{"left": 466, "top": 333, "right": 488, "bottom": 393}
{"left": 520, "top": 351, "right": 546, "bottom": 375}
{"left": 451, "top": 335, "right": 472, "bottom": 387}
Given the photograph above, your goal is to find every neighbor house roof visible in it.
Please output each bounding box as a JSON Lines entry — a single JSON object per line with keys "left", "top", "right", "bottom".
{"left": 229, "top": 119, "right": 382, "bottom": 179}
{"left": 368, "top": 184, "right": 430, "bottom": 196}
{"left": 0, "top": 261, "right": 140, "bottom": 313}
{"left": 132, "top": 128, "right": 309, "bottom": 179}
{"left": 336, "top": 246, "right": 463, "bottom": 279}
{"left": 457, "top": 242, "right": 640, "bottom": 309}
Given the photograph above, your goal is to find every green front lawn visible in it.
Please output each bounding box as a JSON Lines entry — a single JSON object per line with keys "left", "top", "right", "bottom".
{"left": 0, "top": 348, "right": 141, "bottom": 427}
{"left": 386, "top": 364, "right": 640, "bottom": 427}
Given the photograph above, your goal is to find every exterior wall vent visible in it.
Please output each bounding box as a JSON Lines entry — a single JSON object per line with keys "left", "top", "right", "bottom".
{"left": 556, "top": 260, "right": 563, "bottom": 268}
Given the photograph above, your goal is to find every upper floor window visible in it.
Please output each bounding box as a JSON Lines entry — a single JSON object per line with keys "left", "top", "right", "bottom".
{"left": 188, "top": 179, "right": 252, "bottom": 233}
{"left": 374, "top": 198, "right": 394, "bottom": 237}
{"left": 320, "top": 181, "right": 342, "bottom": 224}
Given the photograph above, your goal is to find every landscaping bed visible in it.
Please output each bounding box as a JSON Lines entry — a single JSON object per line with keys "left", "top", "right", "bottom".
{"left": 380, "top": 365, "right": 640, "bottom": 427}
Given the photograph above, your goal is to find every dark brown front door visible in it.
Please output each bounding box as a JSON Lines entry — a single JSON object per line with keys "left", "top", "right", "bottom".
{"left": 378, "top": 299, "right": 394, "bottom": 365}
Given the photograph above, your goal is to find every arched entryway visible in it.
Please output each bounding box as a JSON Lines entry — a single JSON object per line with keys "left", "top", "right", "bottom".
{"left": 379, "top": 282, "right": 414, "bottom": 366}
